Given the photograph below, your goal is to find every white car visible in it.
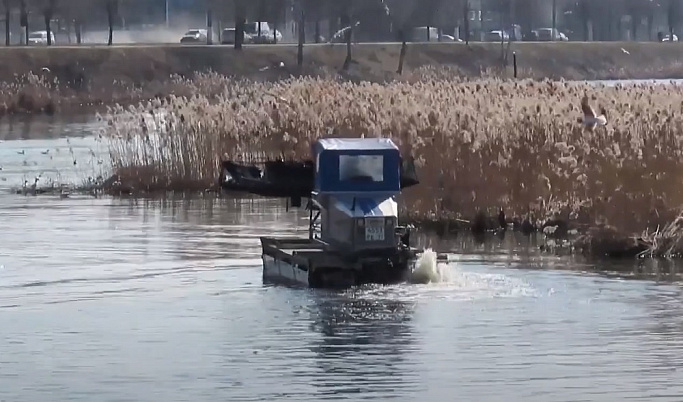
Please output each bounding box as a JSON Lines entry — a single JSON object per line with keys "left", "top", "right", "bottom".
{"left": 27, "top": 30, "right": 56, "bottom": 45}
{"left": 180, "top": 29, "right": 208, "bottom": 44}
{"left": 244, "top": 22, "right": 282, "bottom": 44}
{"left": 486, "top": 30, "right": 510, "bottom": 42}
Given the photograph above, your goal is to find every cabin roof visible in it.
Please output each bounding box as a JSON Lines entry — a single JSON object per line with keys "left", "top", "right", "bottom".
{"left": 315, "top": 137, "right": 399, "bottom": 152}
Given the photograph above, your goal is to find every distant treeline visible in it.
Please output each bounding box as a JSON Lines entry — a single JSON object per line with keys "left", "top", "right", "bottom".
{"left": 1, "top": 0, "right": 681, "bottom": 43}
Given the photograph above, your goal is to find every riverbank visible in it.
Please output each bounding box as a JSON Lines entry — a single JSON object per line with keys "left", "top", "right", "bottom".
{"left": 2, "top": 42, "right": 683, "bottom": 117}
{"left": 91, "top": 73, "right": 683, "bottom": 259}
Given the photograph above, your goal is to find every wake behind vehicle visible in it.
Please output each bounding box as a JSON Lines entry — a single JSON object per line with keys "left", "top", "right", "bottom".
{"left": 219, "top": 137, "right": 444, "bottom": 288}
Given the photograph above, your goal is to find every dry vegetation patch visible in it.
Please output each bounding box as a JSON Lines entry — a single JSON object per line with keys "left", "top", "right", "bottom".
{"left": 103, "top": 70, "right": 683, "bottom": 257}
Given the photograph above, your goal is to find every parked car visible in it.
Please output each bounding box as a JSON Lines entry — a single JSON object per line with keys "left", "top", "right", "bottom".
{"left": 221, "top": 28, "right": 254, "bottom": 44}
{"left": 243, "top": 21, "right": 282, "bottom": 44}
{"left": 180, "top": 29, "right": 208, "bottom": 44}
{"left": 410, "top": 26, "right": 440, "bottom": 42}
{"left": 440, "top": 34, "right": 463, "bottom": 42}
{"left": 485, "top": 30, "right": 510, "bottom": 42}
{"left": 534, "top": 28, "right": 568, "bottom": 41}
{"left": 27, "top": 30, "right": 56, "bottom": 45}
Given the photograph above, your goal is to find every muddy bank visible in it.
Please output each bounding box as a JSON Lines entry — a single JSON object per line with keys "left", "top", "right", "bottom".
{"left": 2, "top": 42, "right": 683, "bottom": 117}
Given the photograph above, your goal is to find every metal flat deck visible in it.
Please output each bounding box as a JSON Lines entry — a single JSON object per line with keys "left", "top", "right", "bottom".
{"left": 260, "top": 236, "right": 358, "bottom": 270}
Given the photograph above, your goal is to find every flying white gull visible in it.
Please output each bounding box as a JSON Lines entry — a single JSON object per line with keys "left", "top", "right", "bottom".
{"left": 579, "top": 95, "right": 607, "bottom": 130}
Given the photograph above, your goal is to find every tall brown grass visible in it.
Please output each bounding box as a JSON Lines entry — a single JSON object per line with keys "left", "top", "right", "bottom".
{"left": 103, "top": 71, "right": 683, "bottom": 256}
{"left": 0, "top": 71, "right": 232, "bottom": 116}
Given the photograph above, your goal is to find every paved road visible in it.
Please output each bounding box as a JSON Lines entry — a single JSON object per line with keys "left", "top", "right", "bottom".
{"left": 0, "top": 40, "right": 669, "bottom": 50}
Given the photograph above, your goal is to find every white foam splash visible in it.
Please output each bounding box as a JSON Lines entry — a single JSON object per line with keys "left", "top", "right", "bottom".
{"left": 410, "top": 249, "right": 451, "bottom": 284}
{"left": 405, "top": 249, "right": 539, "bottom": 300}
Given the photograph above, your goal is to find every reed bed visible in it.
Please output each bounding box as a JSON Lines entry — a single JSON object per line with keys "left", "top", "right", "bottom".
{"left": 0, "top": 71, "right": 232, "bottom": 116}
{"left": 103, "top": 70, "right": 683, "bottom": 257}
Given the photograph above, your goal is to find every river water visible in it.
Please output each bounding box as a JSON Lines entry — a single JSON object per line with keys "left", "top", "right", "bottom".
{"left": 2, "top": 114, "right": 683, "bottom": 401}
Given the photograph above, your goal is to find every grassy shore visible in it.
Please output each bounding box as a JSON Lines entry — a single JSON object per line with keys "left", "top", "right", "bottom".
{"left": 2, "top": 42, "right": 683, "bottom": 117}
{"left": 96, "top": 70, "right": 683, "bottom": 258}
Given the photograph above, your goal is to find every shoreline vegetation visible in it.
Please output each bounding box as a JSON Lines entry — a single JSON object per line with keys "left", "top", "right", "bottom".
{"left": 3, "top": 42, "right": 683, "bottom": 117}
{"left": 6, "top": 42, "right": 683, "bottom": 259}
{"left": 94, "top": 68, "right": 682, "bottom": 260}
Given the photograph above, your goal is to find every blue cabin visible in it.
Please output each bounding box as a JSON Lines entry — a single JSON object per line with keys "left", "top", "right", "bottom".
{"left": 313, "top": 138, "right": 401, "bottom": 195}
{"left": 311, "top": 138, "right": 402, "bottom": 254}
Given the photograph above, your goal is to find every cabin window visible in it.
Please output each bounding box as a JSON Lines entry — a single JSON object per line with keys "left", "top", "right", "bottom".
{"left": 339, "top": 155, "right": 384, "bottom": 183}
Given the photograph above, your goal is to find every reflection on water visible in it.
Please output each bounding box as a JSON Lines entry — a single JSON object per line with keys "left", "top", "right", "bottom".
{"left": 309, "top": 290, "right": 417, "bottom": 399}
{"left": 4, "top": 113, "right": 683, "bottom": 401}
{"left": 0, "top": 114, "right": 99, "bottom": 141}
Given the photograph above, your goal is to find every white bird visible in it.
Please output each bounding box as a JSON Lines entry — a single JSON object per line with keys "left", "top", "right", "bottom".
{"left": 579, "top": 95, "right": 607, "bottom": 131}
{"left": 41, "top": 67, "right": 51, "bottom": 73}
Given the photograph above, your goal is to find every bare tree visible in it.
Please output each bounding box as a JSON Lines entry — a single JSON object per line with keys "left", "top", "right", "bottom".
{"left": 463, "top": 0, "right": 470, "bottom": 43}
{"left": 105, "top": 0, "right": 117, "bottom": 45}
{"left": 205, "top": 0, "right": 231, "bottom": 44}
{"left": 626, "top": 0, "right": 646, "bottom": 40}
{"left": 20, "top": 0, "right": 28, "bottom": 45}
{"left": 302, "top": 0, "right": 323, "bottom": 42}
{"left": 207, "top": 6, "right": 213, "bottom": 44}
{"left": 574, "top": 0, "right": 591, "bottom": 41}
{"left": 40, "top": 0, "right": 57, "bottom": 45}
{"left": 234, "top": 0, "right": 246, "bottom": 49}
{"left": 383, "top": 0, "right": 411, "bottom": 74}
{"left": 60, "top": 0, "right": 89, "bottom": 44}
{"left": 266, "top": 0, "right": 286, "bottom": 44}
{"left": 382, "top": 0, "right": 417, "bottom": 74}
{"left": 341, "top": 0, "right": 354, "bottom": 71}
{"left": 296, "top": 0, "right": 305, "bottom": 66}
{"left": 2, "top": 0, "right": 10, "bottom": 46}
{"left": 667, "top": 0, "right": 680, "bottom": 39}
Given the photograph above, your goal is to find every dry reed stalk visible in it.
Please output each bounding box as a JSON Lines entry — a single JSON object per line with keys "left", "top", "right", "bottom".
{"left": 103, "top": 70, "right": 683, "bottom": 254}
{"left": 639, "top": 215, "right": 683, "bottom": 258}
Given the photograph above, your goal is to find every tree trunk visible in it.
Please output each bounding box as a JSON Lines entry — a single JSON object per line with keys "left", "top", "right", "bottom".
{"left": 579, "top": 0, "right": 590, "bottom": 41}
{"left": 647, "top": 12, "right": 653, "bottom": 40}
{"left": 106, "top": 0, "right": 116, "bottom": 46}
{"left": 65, "top": 16, "right": 72, "bottom": 44}
{"left": 328, "top": 4, "right": 336, "bottom": 41}
{"left": 4, "top": 5, "right": 9, "bottom": 46}
{"left": 631, "top": 12, "right": 638, "bottom": 41}
{"left": 206, "top": 8, "right": 213, "bottom": 44}
{"left": 341, "top": 5, "right": 353, "bottom": 71}
{"left": 273, "top": 20, "right": 278, "bottom": 44}
{"left": 235, "top": 6, "right": 244, "bottom": 50}
{"left": 668, "top": 0, "right": 675, "bottom": 39}
{"left": 397, "top": 28, "right": 407, "bottom": 74}
{"left": 44, "top": 12, "right": 53, "bottom": 45}
{"left": 20, "top": 0, "right": 28, "bottom": 45}
{"left": 463, "top": 0, "right": 470, "bottom": 44}
{"left": 258, "top": 0, "right": 264, "bottom": 37}
{"left": 344, "top": 30, "right": 352, "bottom": 70}
{"left": 297, "top": 7, "right": 305, "bottom": 67}
{"left": 75, "top": 19, "right": 82, "bottom": 44}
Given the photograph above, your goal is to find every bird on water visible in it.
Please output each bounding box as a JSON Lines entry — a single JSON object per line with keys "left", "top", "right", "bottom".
{"left": 579, "top": 95, "right": 607, "bottom": 130}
